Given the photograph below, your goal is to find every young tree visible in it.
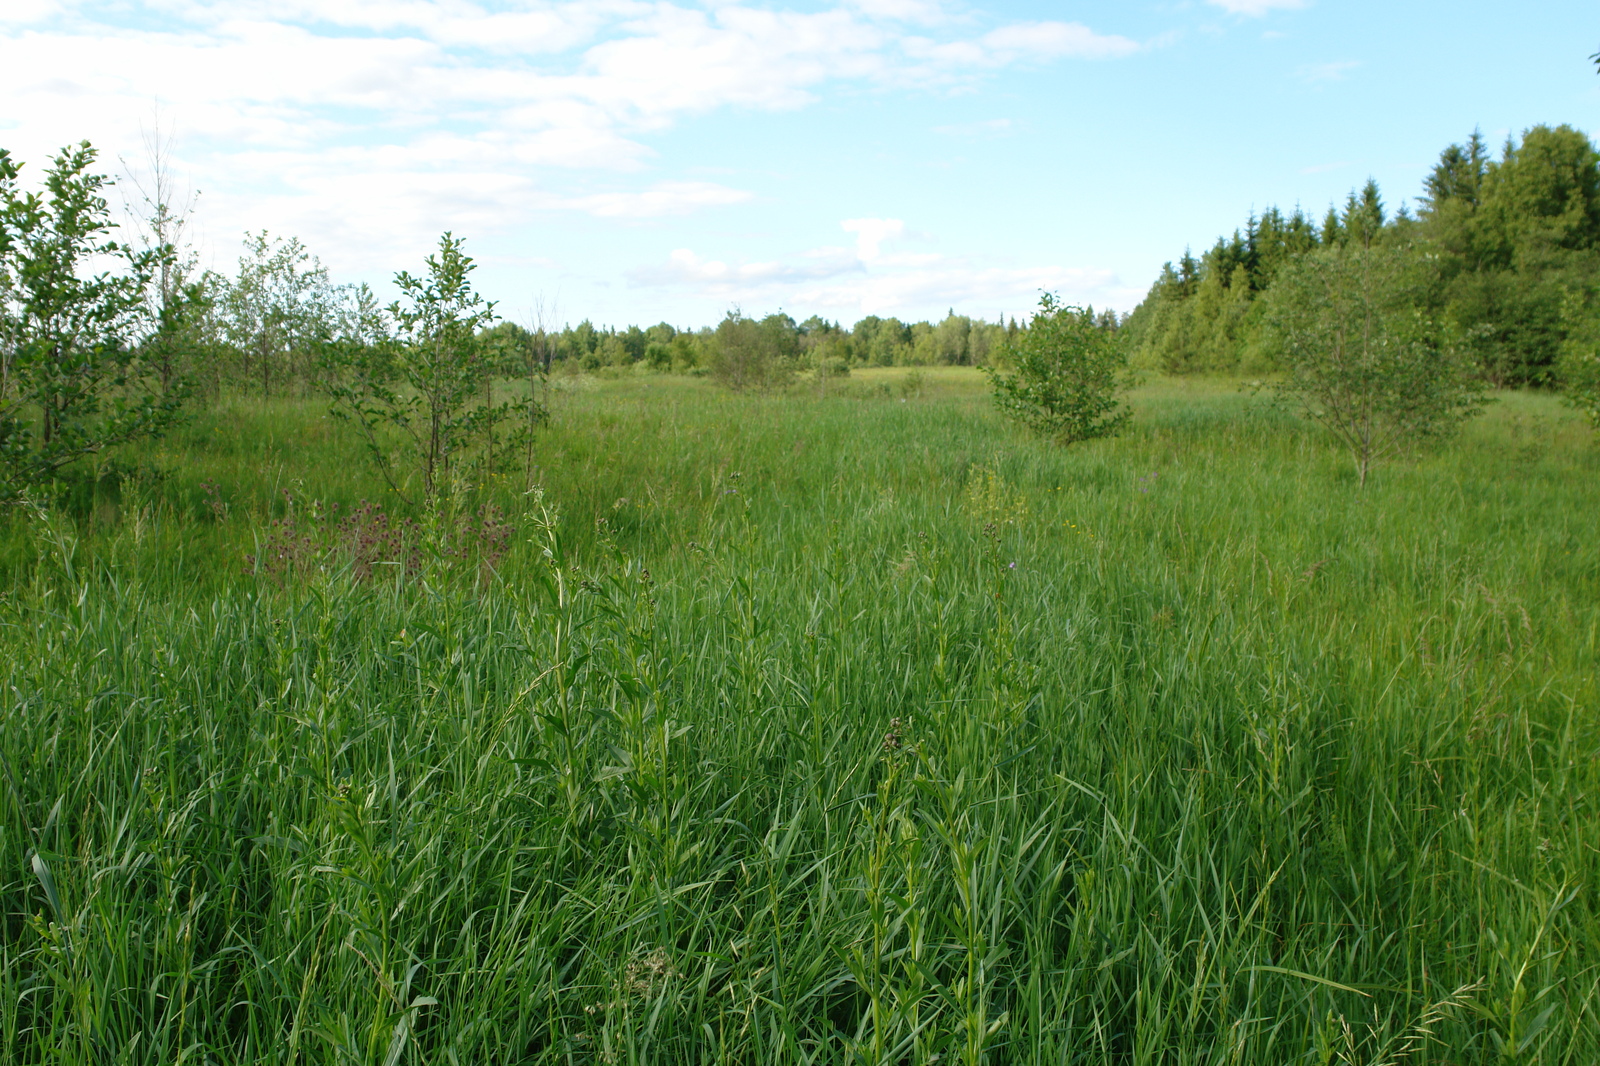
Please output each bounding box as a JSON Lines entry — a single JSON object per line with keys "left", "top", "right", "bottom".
{"left": 212, "top": 232, "right": 338, "bottom": 398}
{"left": 708, "top": 310, "right": 798, "bottom": 390}
{"left": 1341, "top": 179, "right": 1387, "bottom": 249}
{"left": 1260, "top": 244, "right": 1488, "bottom": 486}
{"left": 121, "top": 115, "right": 210, "bottom": 396}
{"left": 0, "top": 142, "right": 188, "bottom": 501}
{"left": 324, "top": 233, "right": 542, "bottom": 505}
{"left": 934, "top": 310, "right": 972, "bottom": 365}
{"left": 985, "top": 293, "right": 1130, "bottom": 444}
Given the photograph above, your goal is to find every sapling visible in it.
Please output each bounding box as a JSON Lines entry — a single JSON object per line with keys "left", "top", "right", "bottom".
{"left": 1259, "top": 243, "right": 1488, "bottom": 485}
{"left": 0, "top": 142, "right": 189, "bottom": 501}
{"left": 985, "top": 292, "right": 1130, "bottom": 444}
{"left": 323, "top": 232, "right": 544, "bottom": 506}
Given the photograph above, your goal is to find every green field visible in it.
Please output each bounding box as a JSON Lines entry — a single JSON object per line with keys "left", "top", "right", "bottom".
{"left": 3, "top": 369, "right": 1597, "bottom": 1063}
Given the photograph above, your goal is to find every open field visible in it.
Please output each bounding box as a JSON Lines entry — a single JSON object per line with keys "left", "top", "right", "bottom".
{"left": 3, "top": 372, "right": 1598, "bottom": 1063}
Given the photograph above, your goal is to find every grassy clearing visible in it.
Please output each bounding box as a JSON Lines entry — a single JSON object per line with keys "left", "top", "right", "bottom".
{"left": 2, "top": 374, "right": 1597, "bottom": 1063}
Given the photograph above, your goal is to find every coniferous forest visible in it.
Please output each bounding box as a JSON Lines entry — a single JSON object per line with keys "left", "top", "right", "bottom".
{"left": 1123, "top": 125, "right": 1600, "bottom": 388}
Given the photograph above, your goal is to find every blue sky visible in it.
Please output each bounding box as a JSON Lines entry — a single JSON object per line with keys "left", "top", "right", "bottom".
{"left": 2, "top": 1, "right": 1597, "bottom": 329}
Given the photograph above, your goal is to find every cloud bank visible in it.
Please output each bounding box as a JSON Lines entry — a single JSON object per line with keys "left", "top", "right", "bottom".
{"left": 1, "top": 0, "right": 1153, "bottom": 317}
{"left": 629, "top": 219, "right": 1139, "bottom": 320}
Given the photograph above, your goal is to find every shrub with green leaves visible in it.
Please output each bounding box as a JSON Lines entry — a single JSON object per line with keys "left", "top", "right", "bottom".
{"left": 985, "top": 292, "right": 1130, "bottom": 443}
{"left": 322, "top": 233, "right": 542, "bottom": 505}
{"left": 0, "top": 142, "right": 190, "bottom": 501}
{"left": 1260, "top": 243, "right": 1489, "bottom": 485}
{"left": 708, "top": 310, "right": 798, "bottom": 391}
{"left": 1558, "top": 290, "right": 1600, "bottom": 432}
{"left": 1562, "top": 352, "right": 1600, "bottom": 430}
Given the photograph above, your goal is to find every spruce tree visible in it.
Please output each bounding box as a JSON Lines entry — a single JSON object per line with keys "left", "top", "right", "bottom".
{"left": 1342, "top": 180, "right": 1386, "bottom": 248}
{"left": 1321, "top": 206, "right": 1344, "bottom": 246}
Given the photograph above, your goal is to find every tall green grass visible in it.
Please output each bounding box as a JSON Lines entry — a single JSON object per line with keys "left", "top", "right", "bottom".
{"left": 2, "top": 370, "right": 1596, "bottom": 1063}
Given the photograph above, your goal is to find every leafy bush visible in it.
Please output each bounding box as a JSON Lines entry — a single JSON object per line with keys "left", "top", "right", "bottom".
{"left": 1260, "top": 244, "right": 1488, "bottom": 485}
{"left": 1558, "top": 290, "right": 1600, "bottom": 432}
{"left": 322, "top": 234, "right": 542, "bottom": 504}
{"left": 984, "top": 293, "right": 1130, "bottom": 443}
{"left": 1561, "top": 350, "right": 1600, "bottom": 431}
{"left": 708, "top": 311, "right": 798, "bottom": 390}
{"left": 0, "top": 143, "right": 190, "bottom": 501}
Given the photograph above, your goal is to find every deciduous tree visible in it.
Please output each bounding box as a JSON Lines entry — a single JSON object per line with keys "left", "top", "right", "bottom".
{"left": 323, "top": 233, "right": 542, "bottom": 504}
{"left": 0, "top": 142, "right": 188, "bottom": 501}
{"left": 212, "top": 232, "right": 337, "bottom": 397}
{"left": 1260, "top": 244, "right": 1488, "bottom": 486}
{"left": 709, "top": 310, "right": 798, "bottom": 390}
{"left": 985, "top": 293, "right": 1130, "bottom": 444}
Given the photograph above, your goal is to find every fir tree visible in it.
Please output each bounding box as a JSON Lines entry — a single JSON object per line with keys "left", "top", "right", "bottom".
{"left": 1321, "top": 205, "right": 1344, "bottom": 247}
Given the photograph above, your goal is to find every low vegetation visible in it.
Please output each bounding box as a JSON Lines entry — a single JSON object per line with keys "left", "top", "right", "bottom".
{"left": 1, "top": 371, "right": 1596, "bottom": 1063}
{"left": 3, "top": 99, "right": 1600, "bottom": 1061}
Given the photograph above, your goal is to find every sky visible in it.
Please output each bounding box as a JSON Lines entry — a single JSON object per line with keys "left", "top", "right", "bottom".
{"left": 2, "top": 1, "right": 1598, "bottom": 330}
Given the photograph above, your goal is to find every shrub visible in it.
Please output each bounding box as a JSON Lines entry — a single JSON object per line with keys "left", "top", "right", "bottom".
{"left": 1260, "top": 244, "right": 1489, "bottom": 485}
{"left": 708, "top": 311, "right": 798, "bottom": 391}
{"left": 322, "top": 233, "right": 543, "bottom": 505}
{"left": 0, "top": 143, "right": 190, "bottom": 501}
{"left": 1561, "top": 349, "right": 1600, "bottom": 431}
{"left": 1558, "top": 290, "right": 1600, "bottom": 433}
{"left": 985, "top": 293, "right": 1130, "bottom": 443}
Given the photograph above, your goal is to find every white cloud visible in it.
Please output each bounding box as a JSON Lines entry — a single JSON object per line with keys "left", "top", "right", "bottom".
{"left": 628, "top": 247, "right": 856, "bottom": 292}
{"left": 846, "top": 0, "right": 950, "bottom": 23}
{"left": 1207, "top": 0, "right": 1307, "bottom": 15}
{"left": 0, "top": 0, "right": 58, "bottom": 25}
{"left": 794, "top": 264, "right": 1130, "bottom": 317}
{"left": 157, "top": 0, "right": 625, "bottom": 52}
{"left": 557, "top": 181, "right": 754, "bottom": 218}
{"left": 841, "top": 217, "right": 906, "bottom": 261}
{"left": 629, "top": 218, "right": 1140, "bottom": 320}
{"left": 579, "top": 5, "right": 888, "bottom": 121}
{"left": 1298, "top": 60, "right": 1360, "bottom": 84}
{"left": 0, "top": 0, "right": 1145, "bottom": 294}
{"left": 981, "top": 21, "right": 1140, "bottom": 61}
{"left": 903, "top": 20, "right": 1137, "bottom": 69}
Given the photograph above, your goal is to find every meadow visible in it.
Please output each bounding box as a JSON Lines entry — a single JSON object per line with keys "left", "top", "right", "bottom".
{"left": 2, "top": 367, "right": 1597, "bottom": 1064}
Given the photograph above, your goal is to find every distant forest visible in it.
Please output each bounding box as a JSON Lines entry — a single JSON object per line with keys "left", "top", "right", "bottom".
{"left": 1121, "top": 123, "right": 1600, "bottom": 387}
{"left": 515, "top": 123, "right": 1600, "bottom": 390}
{"left": 481, "top": 307, "right": 1071, "bottom": 377}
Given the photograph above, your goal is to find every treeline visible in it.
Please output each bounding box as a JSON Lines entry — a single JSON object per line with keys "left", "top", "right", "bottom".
{"left": 160, "top": 239, "right": 1067, "bottom": 401}
{"left": 4, "top": 138, "right": 1082, "bottom": 503}
{"left": 1123, "top": 124, "right": 1600, "bottom": 387}
{"left": 485, "top": 309, "right": 1048, "bottom": 378}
